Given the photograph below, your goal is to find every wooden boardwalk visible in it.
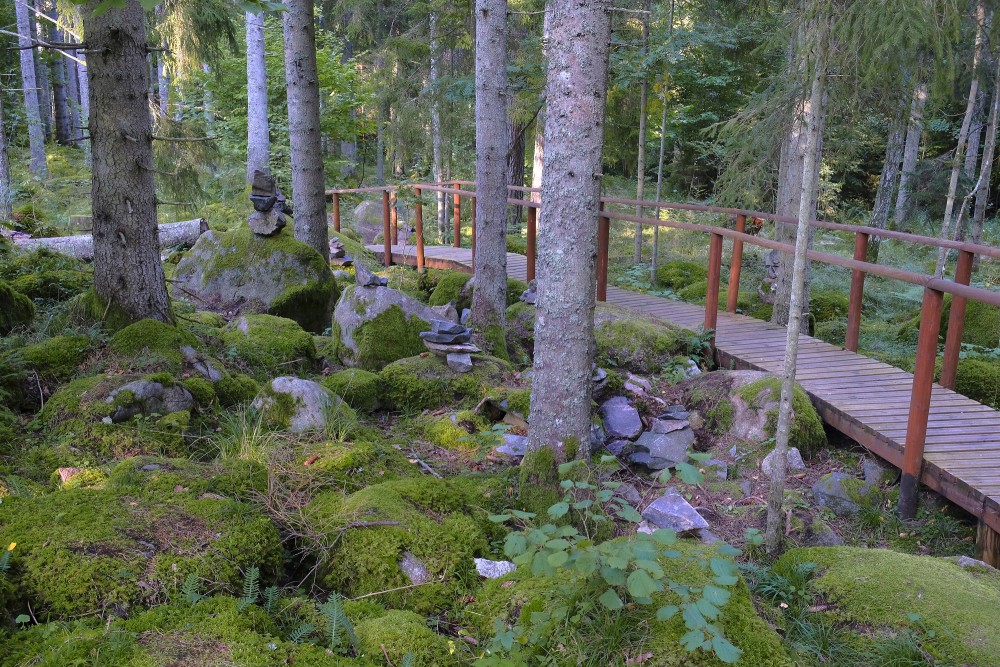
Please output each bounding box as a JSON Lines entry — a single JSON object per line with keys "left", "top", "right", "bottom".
{"left": 370, "top": 244, "right": 1000, "bottom": 533}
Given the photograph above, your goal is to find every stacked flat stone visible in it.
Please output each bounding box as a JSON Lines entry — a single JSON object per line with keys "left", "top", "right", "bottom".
{"left": 419, "top": 319, "right": 480, "bottom": 373}
{"left": 519, "top": 279, "right": 537, "bottom": 305}
{"left": 329, "top": 237, "right": 353, "bottom": 266}
{"left": 355, "top": 262, "right": 387, "bottom": 288}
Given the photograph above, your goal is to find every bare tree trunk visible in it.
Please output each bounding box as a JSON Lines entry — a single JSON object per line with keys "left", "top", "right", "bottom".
{"left": 472, "top": 0, "right": 509, "bottom": 356}
{"left": 633, "top": 0, "right": 651, "bottom": 263}
{"left": 972, "top": 55, "right": 1000, "bottom": 248}
{"left": 17, "top": 219, "right": 207, "bottom": 259}
{"left": 157, "top": 56, "right": 169, "bottom": 115}
{"left": 530, "top": 115, "right": 544, "bottom": 201}
{"left": 66, "top": 53, "right": 82, "bottom": 143}
{"left": 85, "top": 0, "right": 172, "bottom": 324}
{"left": 283, "top": 0, "right": 329, "bottom": 258}
{"left": 766, "top": 33, "right": 826, "bottom": 556}
{"left": 895, "top": 76, "right": 928, "bottom": 225}
{"left": 651, "top": 92, "right": 667, "bottom": 283}
{"left": 507, "top": 117, "right": 526, "bottom": 231}
{"left": 246, "top": 10, "right": 270, "bottom": 181}
{"left": 33, "top": 0, "right": 53, "bottom": 141}
{"left": 15, "top": 0, "right": 47, "bottom": 177}
{"left": 964, "top": 89, "right": 986, "bottom": 180}
{"left": 0, "top": 91, "right": 12, "bottom": 221}
{"left": 869, "top": 94, "right": 908, "bottom": 260}
{"left": 430, "top": 13, "right": 446, "bottom": 241}
{"left": 78, "top": 53, "right": 91, "bottom": 165}
{"left": 526, "top": 0, "right": 612, "bottom": 464}
{"left": 376, "top": 102, "right": 386, "bottom": 185}
{"left": 50, "top": 38, "right": 72, "bottom": 145}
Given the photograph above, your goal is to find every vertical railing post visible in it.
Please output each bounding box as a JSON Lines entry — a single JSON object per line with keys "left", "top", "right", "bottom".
{"left": 470, "top": 195, "right": 477, "bottom": 271}
{"left": 414, "top": 187, "right": 425, "bottom": 273}
{"left": 389, "top": 190, "right": 398, "bottom": 244}
{"left": 941, "top": 250, "right": 975, "bottom": 389}
{"left": 898, "top": 287, "right": 944, "bottom": 520}
{"left": 526, "top": 205, "right": 537, "bottom": 282}
{"left": 705, "top": 232, "right": 724, "bottom": 349}
{"left": 726, "top": 214, "right": 746, "bottom": 313}
{"left": 332, "top": 192, "right": 341, "bottom": 233}
{"left": 845, "top": 231, "right": 870, "bottom": 352}
{"left": 381, "top": 189, "right": 392, "bottom": 268}
{"left": 453, "top": 181, "right": 462, "bottom": 248}
{"left": 596, "top": 202, "right": 609, "bottom": 302}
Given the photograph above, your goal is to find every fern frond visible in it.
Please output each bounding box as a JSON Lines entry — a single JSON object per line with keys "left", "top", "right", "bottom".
{"left": 287, "top": 623, "right": 316, "bottom": 644}
{"left": 181, "top": 572, "right": 203, "bottom": 605}
{"left": 0, "top": 550, "right": 11, "bottom": 575}
{"left": 263, "top": 586, "right": 280, "bottom": 614}
{"left": 401, "top": 652, "right": 416, "bottom": 667}
{"left": 319, "top": 593, "right": 358, "bottom": 652}
{"left": 237, "top": 565, "right": 260, "bottom": 609}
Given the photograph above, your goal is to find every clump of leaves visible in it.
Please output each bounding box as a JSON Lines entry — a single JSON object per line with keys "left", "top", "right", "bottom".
{"left": 459, "top": 423, "right": 512, "bottom": 462}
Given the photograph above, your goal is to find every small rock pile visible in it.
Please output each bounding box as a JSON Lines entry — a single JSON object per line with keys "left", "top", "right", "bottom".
{"left": 419, "top": 320, "right": 480, "bottom": 373}
{"left": 598, "top": 398, "right": 697, "bottom": 471}
{"left": 519, "top": 279, "right": 537, "bottom": 305}
{"left": 329, "top": 237, "right": 353, "bottom": 266}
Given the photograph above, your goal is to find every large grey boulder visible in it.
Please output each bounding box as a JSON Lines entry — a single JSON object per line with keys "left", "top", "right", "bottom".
{"left": 812, "top": 472, "right": 868, "bottom": 515}
{"left": 629, "top": 428, "right": 695, "bottom": 470}
{"left": 172, "top": 226, "right": 336, "bottom": 334}
{"left": 641, "top": 491, "right": 709, "bottom": 535}
{"left": 332, "top": 285, "right": 441, "bottom": 370}
{"left": 252, "top": 376, "right": 354, "bottom": 433}
{"left": 352, "top": 199, "right": 410, "bottom": 243}
{"left": 761, "top": 447, "right": 806, "bottom": 477}
{"left": 106, "top": 380, "right": 195, "bottom": 422}
{"left": 599, "top": 396, "right": 643, "bottom": 441}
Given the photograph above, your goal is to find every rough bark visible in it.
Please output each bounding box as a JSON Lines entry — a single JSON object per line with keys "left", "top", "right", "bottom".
{"left": 651, "top": 93, "right": 667, "bottom": 283}
{"left": 868, "top": 94, "right": 908, "bottom": 260}
{"left": 156, "top": 54, "right": 169, "bottom": 116}
{"left": 283, "top": 0, "right": 329, "bottom": 259}
{"left": 766, "top": 36, "right": 826, "bottom": 556}
{"left": 471, "top": 0, "right": 509, "bottom": 351}
{"left": 85, "top": 0, "right": 172, "bottom": 324}
{"left": 527, "top": 0, "right": 612, "bottom": 463}
{"left": 15, "top": 0, "right": 47, "bottom": 177}
{"left": 33, "top": 0, "right": 52, "bottom": 140}
{"left": 430, "top": 13, "right": 446, "bottom": 241}
{"left": 894, "top": 76, "right": 927, "bottom": 225}
{"left": 50, "top": 25, "right": 72, "bottom": 146}
{"left": 507, "top": 117, "right": 525, "bottom": 231}
{"left": 530, "top": 115, "right": 544, "bottom": 202}
{"left": 972, "top": 55, "right": 1000, "bottom": 248}
{"left": 78, "top": 54, "right": 92, "bottom": 164}
{"left": 15, "top": 219, "right": 208, "bottom": 259}
{"left": 66, "top": 53, "right": 82, "bottom": 142}
{"left": 633, "top": 0, "right": 651, "bottom": 263}
{"left": 246, "top": 10, "right": 270, "bottom": 181}
{"left": 964, "top": 89, "right": 986, "bottom": 180}
{"left": 0, "top": 91, "right": 12, "bottom": 221}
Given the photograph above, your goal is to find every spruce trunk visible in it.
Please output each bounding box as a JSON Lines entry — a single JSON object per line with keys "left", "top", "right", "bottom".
{"left": 0, "top": 90, "right": 12, "bottom": 221}
{"left": 972, "top": 55, "right": 1000, "bottom": 249}
{"left": 894, "top": 77, "right": 927, "bottom": 225}
{"left": 246, "top": 11, "right": 270, "bottom": 181}
{"left": 632, "top": 0, "right": 651, "bottom": 263}
{"left": 869, "top": 95, "right": 907, "bottom": 260}
{"left": 430, "top": 13, "right": 446, "bottom": 242}
{"left": 14, "top": 0, "right": 47, "bottom": 177}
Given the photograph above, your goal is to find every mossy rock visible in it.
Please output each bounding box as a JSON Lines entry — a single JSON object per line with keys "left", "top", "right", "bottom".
{"left": 292, "top": 440, "right": 417, "bottom": 491}
{"left": 0, "top": 280, "right": 34, "bottom": 335}
{"left": 736, "top": 375, "right": 826, "bottom": 456}
{"left": 809, "top": 289, "right": 849, "bottom": 324}
{"left": 172, "top": 225, "right": 338, "bottom": 334}
{"left": 595, "top": 304, "right": 689, "bottom": 374}
{"left": 221, "top": 314, "right": 316, "bottom": 376}
{"left": 504, "top": 301, "right": 536, "bottom": 363}
{"left": 356, "top": 610, "right": 456, "bottom": 665}
{"left": 305, "top": 477, "right": 492, "bottom": 614}
{"left": 944, "top": 357, "right": 1000, "bottom": 409}
{"left": 379, "top": 353, "right": 513, "bottom": 412}
{"left": 898, "top": 297, "right": 1000, "bottom": 350}
{"left": 656, "top": 260, "right": 708, "bottom": 289}
{"left": 109, "top": 319, "right": 198, "bottom": 368}
{"left": 106, "top": 456, "right": 266, "bottom": 499}
{"left": 428, "top": 270, "right": 472, "bottom": 309}
{"left": 777, "top": 546, "right": 1000, "bottom": 666}
{"left": 321, "top": 368, "right": 382, "bottom": 412}
{"left": 0, "top": 248, "right": 91, "bottom": 302}
{"left": 814, "top": 318, "right": 847, "bottom": 347}
{"left": 19, "top": 334, "right": 93, "bottom": 382}
{"left": 66, "top": 288, "right": 135, "bottom": 332}
{"left": 215, "top": 373, "right": 261, "bottom": 406}
{"left": 422, "top": 410, "right": 489, "bottom": 450}
{"left": 0, "top": 486, "right": 282, "bottom": 618}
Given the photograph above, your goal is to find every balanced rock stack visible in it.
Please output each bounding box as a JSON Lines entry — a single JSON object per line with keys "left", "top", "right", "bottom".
{"left": 355, "top": 262, "right": 388, "bottom": 288}
{"left": 329, "top": 238, "right": 353, "bottom": 266}
{"left": 419, "top": 320, "right": 480, "bottom": 373}
{"left": 247, "top": 170, "right": 292, "bottom": 237}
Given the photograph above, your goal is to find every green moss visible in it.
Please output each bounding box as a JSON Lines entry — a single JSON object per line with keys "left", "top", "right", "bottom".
{"left": 57, "top": 467, "right": 107, "bottom": 490}
{"left": 67, "top": 288, "right": 136, "bottom": 332}
{"left": 810, "top": 289, "right": 849, "bottom": 324}
{"left": 518, "top": 447, "right": 561, "bottom": 511}
{"left": 221, "top": 314, "right": 316, "bottom": 376}
{"left": 181, "top": 377, "right": 216, "bottom": 406}
{"left": 656, "top": 260, "right": 708, "bottom": 289}
{"left": 677, "top": 279, "right": 709, "bottom": 302}
{"left": 898, "top": 297, "right": 1000, "bottom": 350}
{"left": 0, "top": 280, "right": 34, "bottom": 335}
{"left": 595, "top": 309, "right": 687, "bottom": 374}
{"left": 379, "top": 353, "right": 512, "bottom": 412}
{"left": 356, "top": 610, "right": 455, "bottom": 665}
{"left": 0, "top": 486, "right": 282, "bottom": 618}
{"left": 738, "top": 378, "right": 827, "bottom": 456}
{"left": 350, "top": 303, "right": 431, "bottom": 371}
{"left": 506, "top": 278, "right": 529, "bottom": 306}
{"left": 428, "top": 271, "right": 472, "bottom": 308}
{"left": 215, "top": 373, "right": 260, "bottom": 406}
{"left": 106, "top": 456, "right": 266, "bottom": 499}
{"left": 506, "top": 388, "right": 532, "bottom": 419}
{"left": 705, "top": 396, "right": 735, "bottom": 434}
{"left": 481, "top": 322, "right": 510, "bottom": 361}
{"left": 19, "top": 334, "right": 92, "bottom": 381}
{"left": 948, "top": 357, "right": 1000, "bottom": 409}
{"left": 423, "top": 411, "right": 488, "bottom": 450}
{"left": 36, "top": 375, "right": 116, "bottom": 429}
{"left": 269, "top": 278, "right": 340, "bottom": 335}
{"left": 321, "top": 368, "right": 382, "bottom": 412}
{"left": 777, "top": 547, "right": 1000, "bottom": 666}
{"left": 0, "top": 248, "right": 91, "bottom": 302}
{"left": 814, "top": 319, "right": 847, "bottom": 347}
{"left": 109, "top": 319, "right": 198, "bottom": 367}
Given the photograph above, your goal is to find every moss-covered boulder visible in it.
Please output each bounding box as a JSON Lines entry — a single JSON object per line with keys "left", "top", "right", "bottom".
{"left": 321, "top": 368, "right": 382, "bottom": 412}
{"left": 356, "top": 610, "right": 456, "bottom": 665}
{"left": 777, "top": 546, "right": 1000, "bottom": 666}
{"left": 656, "top": 260, "right": 708, "bottom": 289}
{"left": 19, "top": 334, "right": 93, "bottom": 382}
{"left": 898, "top": 297, "right": 1000, "bottom": 350}
{"left": 221, "top": 314, "right": 316, "bottom": 375}
{"left": 0, "top": 248, "right": 91, "bottom": 302}
{"left": 595, "top": 304, "right": 691, "bottom": 374}
{"left": 0, "top": 485, "right": 282, "bottom": 618}
{"left": 678, "top": 370, "right": 827, "bottom": 456}
{"left": 251, "top": 376, "right": 357, "bottom": 434}
{"left": 106, "top": 456, "right": 266, "bottom": 499}
{"left": 379, "top": 353, "right": 513, "bottom": 412}
{"left": 172, "top": 225, "right": 338, "bottom": 334}
{"left": 948, "top": 357, "right": 1000, "bottom": 408}
{"left": 428, "top": 271, "right": 472, "bottom": 309}
{"left": 332, "top": 285, "right": 441, "bottom": 371}
{"left": 109, "top": 318, "right": 199, "bottom": 369}
{"left": 0, "top": 280, "right": 34, "bottom": 335}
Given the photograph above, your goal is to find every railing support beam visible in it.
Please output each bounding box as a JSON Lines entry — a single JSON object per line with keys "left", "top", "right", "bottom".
{"left": 382, "top": 189, "right": 391, "bottom": 268}
{"left": 527, "top": 206, "right": 537, "bottom": 282}
{"left": 414, "top": 187, "right": 425, "bottom": 273}
{"left": 941, "top": 250, "right": 975, "bottom": 389}
{"left": 845, "top": 231, "right": 870, "bottom": 352}
{"left": 705, "top": 232, "right": 723, "bottom": 349}
{"left": 453, "top": 181, "right": 461, "bottom": 248}
{"left": 726, "top": 214, "right": 746, "bottom": 313}
{"left": 597, "top": 202, "right": 609, "bottom": 301}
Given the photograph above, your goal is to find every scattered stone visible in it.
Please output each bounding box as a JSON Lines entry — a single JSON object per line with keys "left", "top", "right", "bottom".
{"left": 606, "top": 439, "right": 632, "bottom": 456}
{"left": 431, "top": 303, "right": 460, "bottom": 324}
{"left": 460, "top": 308, "right": 471, "bottom": 325}
{"left": 703, "top": 458, "right": 728, "bottom": 480}
{"left": 614, "top": 482, "right": 643, "bottom": 508}
{"left": 424, "top": 341, "right": 481, "bottom": 355}
{"left": 355, "top": 262, "right": 388, "bottom": 288}
{"left": 629, "top": 428, "right": 695, "bottom": 470}
{"left": 248, "top": 209, "right": 286, "bottom": 236}
{"left": 625, "top": 373, "right": 652, "bottom": 393}
{"left": 474, "top": 558, "right": 517, "bottom": 579}
{"left": 181, "top": 346, "right": 224, "bottom": 383}
{"left": 658, "top": 405, "right": 690, "bottom": 421}
{"left": 739, "top": 480, "right": 753, "bottom": 498}
{"left": 641, "top": 491, "right": 709, "bottom": 535}
{"left": 590, "top": 423, "right": 607, "bottom": 454}
{"left": 761, "top": 447, "right": 807, "bottom": 477}
{"left": 252, "top": 376, "right": 352, "bottom": 433}
{"left": 141, "top": 464, "right": 162, "bottom": 471}
{"left": 684, "top": 359, "right": 702, "bottom": 379}
{"left": 592, "top": 367, "right": 608, "bottom": 385}
{"left": 519, "top": 279, "right": 537, "bottom": 305}
{"left": 57, "top": 467, "right": 83, "bottom": 484}
{"left": 329, "top": 238, "right": 347, "bottom": 259}
{"left": 651, "top": 418, "right": 690, "bottom": 434}
{"left": 496, "top": 434, "right": 527, "bottom": 457}
{"left": 637, "top": 520, "right": 655, "bottom": 535}
{"left": 698, "top": 529, "right": 724, "bottom": 545}
{"left": 951, "top": 555, "right": 996, "bottom": 571}
{"left": 106, "top": 380, "right": 195, "bottom": 423}
{"left": 808, "top": 518, "right": 844, "bottom": 547}
{"left": 400, "top": 552, "right": 430, "bottom": 585}
{"left": 447, "top": 352, "right": 473, "bottom": 373}
{"left": 599, "top": 396, "right": 643, "bottom": 441}
{"left": 863, "top": 457, "right": 901, "bottom": 487}
{"left": 812, "top": 472, "right": 866, "bottom": 515}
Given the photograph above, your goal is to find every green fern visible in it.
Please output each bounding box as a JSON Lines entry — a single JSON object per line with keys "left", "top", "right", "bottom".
{"left": 237, "top": 565, "right": 260, "bottom": 610}
{"left": 287, "top": 623, "right": 316, "bottom": 644}
{"left": 319, "top": 593, "right": 359, "bottom": 654}
{"left": 401, "top": 653, "right": 416, "bottom": 667}
{"left": 0, "top": 549, "right": 11, "bottom": 576}
{"left": 181, "top": 572, "right": 203, "bottom": 605}
{"left": 263, "top": 585, "right": 280, "bottom": 614}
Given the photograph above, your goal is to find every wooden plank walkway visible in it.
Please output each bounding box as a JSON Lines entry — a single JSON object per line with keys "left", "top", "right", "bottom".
{"left": 370, "top": 244, "right": 1000, "bottom": 531}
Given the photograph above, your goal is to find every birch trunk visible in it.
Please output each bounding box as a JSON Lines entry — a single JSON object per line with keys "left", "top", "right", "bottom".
{"left": 85, "top": 0, "right": 172, "bottom": 324}
{"left": 15, "top": 0, "right": 47, "bottom": 177}
{"left": 766, "top": 35, "right": 826, "bottom": 556}
{"left": 430, "top": 12, "right": 446, "bottom": 242}
{"left": 869, "top": 95, "right": 907, "bottom": 261}
{"left": 246, "top": 10, "right": 270, "bottom": 181}
{"left": 472, "top": 0, "right": 509, "bottom": 354}
{"left": 527, "top": 0, "right": 612, "bottom": 464}
{"left": 633, "top": 0, "right": 651, "bottom": 263}
{"left": 283, "top": 0, "right": 329, "bottom": 258}
{"left": 972, "top": 56, "right": 1000, "bottom": 248}
{"left": 894, "top": 76, "right": 927, "bottom": 225}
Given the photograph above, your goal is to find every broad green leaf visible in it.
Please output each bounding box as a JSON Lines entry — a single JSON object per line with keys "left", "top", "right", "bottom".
{"left": 547, "top": 550, "right": 569, "bottom": 567}
{"left": 598, "top": 588, "right": 624, "bottom": 610}
{"left": 504, "top": 533, "right": 527, "bottom": 558}
{"left": 600, "top": 566, "right": 627, "bottom": 586}
{"left": 488, "top": 514, "right": 512, "bottom": 523}
{"left": 710, "top": 558, "right": 738, "bottom": 579}
{"left": 574, "top": 551, "right": 598, "bottom": 576}
{"left": 545, "top": 538, "right": 571, "bottom": 550}
{"left": 680, "top": 629, "right": 707, "bottom": 651}
{"left": 547, "top": 502, "right": 569, "bottom": 519}
{"left": 651, "top": 528, "right": 677, "bottom": 545}
{"left": 676, "top": 462, "right": 704, "bottom": 485}
{"left": 511, "top": 509, "right": 536, "bottom": 520}
{"left": 712, "top": 635, "right": 742, "bottom": 664}
{"left": 635, "top": 559, "right": 665, "bottom": 579}
{"left": 683, "top": 604, "right": 707, "bottom": 630}
{"left": 627, "top": 570, "right": 663, "bottom": 599}
{"left": 656, "top": 605, "right": 679, "bottom": 621}
{"left": 702, "top": 584, "right": 731, "bottom": 606}
{"left": 531, "top": 551, "right": 554, "bottom": 576}
{"left": 557, "top": 460, "right": 582, "bottom": 476}
{"left": 572, "top": 499, "right": 593, "bottom": 510}
{"left": 599, "top": 455, "right": 617, "bottom": 463}
{"left": 560, "top": 479, "right": 575, "bottom": 489}
{"left": 696, "top": 598, "right": 721, "bottom": 620}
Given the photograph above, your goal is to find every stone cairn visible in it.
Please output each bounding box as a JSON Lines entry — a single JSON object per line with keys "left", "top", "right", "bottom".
{"left": 420, "top": 320, "right": 480, "bottom": 373}
{"left": 247, "top": 170, "right": 292, "bottom": 237}
{"left": 329, "top": 238, "right": 353, "bottom": 266}
{"left": 354, "top": 262, "right": 387, "bottom": 288}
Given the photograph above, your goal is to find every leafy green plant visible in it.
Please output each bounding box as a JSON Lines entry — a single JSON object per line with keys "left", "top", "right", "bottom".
{"left": 0, "top": 542, "right": 13, "bottom": 576}
{"left": 237, "top": 565, "right": 260, "bottom": 610}
{"left": 741, "top": 560, "right": 817, "bottom": 613}
{"left": 459, "top": 423, "right": 512, "bottom": 462}
{"left": 319, "top": 592, "right": 360, "bottom": 655}
{"left": 180, "top": 572, "right": 204, "bottom": 605}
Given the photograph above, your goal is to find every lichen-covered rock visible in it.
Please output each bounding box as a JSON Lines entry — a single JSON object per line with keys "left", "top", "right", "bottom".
{"left": 221, "top": 314, "right": 316, "bottom": 375}
{"left": 333, "top": 285, "right": 442, "bottom": 371}
{"left": 252, "top": 376, "right": 356, "bottom": 433}
{"left": 379, "top": 353, "right": 513, "bottom": 412}
{"left": 0, "top": 280, "right": 35, "bottom": 335}
{"left": 106, "top": 379, "right": 195, "bottom": 422}
{"left": 811, "top": 472, "right": 868, "bottom": 515}
{"left": 172, "top": 225, "right": 338, "bottom": 334}
{"left": 321, "top": 368, "right": 382, "bottom": 412}
{"left": 594, "top": 304, "right": 690, "bottom": 374}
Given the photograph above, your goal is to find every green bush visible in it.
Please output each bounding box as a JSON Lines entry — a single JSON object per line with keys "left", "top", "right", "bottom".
{"left": 656, "top": 260, "right": 708, "bottom": 289}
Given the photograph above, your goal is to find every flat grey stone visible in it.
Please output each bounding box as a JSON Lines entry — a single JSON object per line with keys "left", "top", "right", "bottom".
{"left": 629, "top": 428, "right": 695, "bottom": 470}
{"left": 812, "top": 472, "right": 865, "bottom": 515}
{"left": 684, "top": 360, "right": 702, "bottom": 378}
{"left": 614, "top": 482, "right": 643, "bottom": 508}
{"left": 430, "top": 303, "right": 460, "bottom": 324}
{"left": 446, "top": 352, "right": 474, "bottom": 373}
{"left": 951, "top": 555, "right": 996, "bottom": 571}
{"left": 497, "top": 434, "right": 527, "bottom": 457}
{"left": 400, "top": 552, "right": 430, "bottom": 584}
{"left": 625, "top": 373, "right": 652, "bottom": 393}
{"left": 474, "top": 558, "right": 517, "bottom": 579}
{"left": 248, "top": 209, "right": 286, "bottom": 236}
{"left": 761, "top": 447, "right": 806, "bottom": 477}
{"left": 106, "top": 380, "right": 195, "bottom": 422}
{"left": 651, "top": 418, "right": 690, "bottom": 434}
{"left": 641, "top": 492, "right": 709, "bottom": 535}
{"left": 425, "top": 341, "right": 481, "bottom": 354}
{"left": 863, "top": 457, "right": 900, "bottom": 486}
{"left": 355, "top": 262, "right": 387, "bottom": 288}
{"left": 703, "top": 458, "right": 728, "bottom": 480}
{"left": 606, "top": 439, "right": 632, "bottom": 456}
{"left": 141, "top": 464, "right": 162, "bottom": 471}
{"left": 658, "top": 405, "right": 690, "bottom": 421}
{"left": 599, "top": 396, "right": 643, "bottom": 441}
{"left": 430, "top": 319, "right": 467, "bottom": 335}
{"left": 181, "top": 346, "right": 224, "bottom": 383}
{"left": 460, "top": 308, "right": 471, "bottom": 325}
{"left": 809, "top": 519, "right": 844, "bottom": 547}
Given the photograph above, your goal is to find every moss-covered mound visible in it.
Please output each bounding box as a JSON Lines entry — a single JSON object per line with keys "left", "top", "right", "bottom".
{"left": 595, "top": 304, "right": 690, "bottom": 374}
{"left": 305, "top": 477, "right": 496, "bottom": 614}
{"left": 0, "top": 280, "right": 34, "bottom": 335}
{"left": 428, "top": 271, "right": 472, "bottom": 309}
{"left": 777, "top": 546, "right": 1000, "bottom": 666}
{"left": 355, "top": 610, "right": 456, "bottom": 665}
{"left": 290, "top": 440, "right": 418, "bottom": 491}
{"left": 0, "top": 485, "right": 282, "bottom": 617}
{"left": 379, "top": 353, "right": 513, "bottom": 412}
{"left": 948, "top": 357, "right": 1000, "bottom": 409}
{"left": 18, "top": 334, "right": 93, "bottom": 382}
{"left": 897, "top": 297, "right": 1000, "bottom": 350}
{"left": 106, "top": 456, "right": 266, "bottom": 499}
{"left": 505, "top": 301, "right": 536, "bottom": 363}
{"left": 221, "top": 314, "right": 316, "bottom": 376}
{"left": 321, "top": 368, "right": 382, "bottom": 412}
{"left": 656, "top": 260, "right": 708, "bottom": 289}
{"left": 0, "top": 247, "right": 91, "bottom": 302}
{"left": 109, "top": 319, "right": 199, "bottom": 369}
{"left": 809, "top": 289, "right": 849, "bottom": 324}
{"left": 423, "top": 410, "right": 489, "bottom": 450}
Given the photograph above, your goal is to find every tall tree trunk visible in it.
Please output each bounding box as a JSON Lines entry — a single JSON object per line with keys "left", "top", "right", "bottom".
{"left": 85, "top": 0, "right": 172, "bottom": 324}
{"left": 33, "top": 0, "right": 53, "bottom": 141}
{"left": 157, "top": 55, "right": 169, "bottom": 115}
{"left": 766, "top": 31, "right": 826, "bottom": 555}
{"left": 0, "top": 90, "right": 12, "bottom": 221}
{"left": 339, "top": 39, "right": 358, "bottom": 178}
{"left": 50, "top": 26, "right": 72, "bottom": 146}
{"left": 651, "top": 92, "right": 667, "bottom": 283}
{"left": 283, "top": 0, "right": 329, "bottom": 258}
{"left": 15, "top": 0, "right": 47, "bottom": 177}
{"left": 507, "top": 117, "right": 525, "bottom": 231}
{"left": 526, "top": 0, "right": 612, "bottom": 464}
{"left": 472, "top": 0, "right": 509, "bottom": 356}
{"left": 964, "top": 89, "right": 986, "bottom": 180}
{"left": 869, "top": 94, "right": 908, "bottom": 260}
{"left": 246, "top": 10, "right": 270, "bottom": 181}
{"left": 78, "top": 53, "right": 92, "bottom": 164}
{"left": 66, "top": 53, "right": 82, "bottom": 143}
{"left": 972, "top": 55, "right": 1000, "bottom": 248}
{"left": 376, "top": 102, "right": 386, "bottom": 185}
{"left": 530, "top": 115, "right": 544, "bottom": 202}
{"left": 632, "top": 0, "right": 651, "bottom": 263}
{"left": 430, "top": 13, "right": 446, "bottom": 241}
{"left": 894, "top": 76, "right": 928, "bottom": 225}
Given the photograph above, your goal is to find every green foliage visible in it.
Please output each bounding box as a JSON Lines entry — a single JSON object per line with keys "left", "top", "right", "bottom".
{"left": 318, "top": 593, "right": 360, "bottom": 654}
{"left": 0, "top": 248, "right": 91, "bottom": 302}
{"left": 355, "top": 610, "right": 456, "bottom": 665}
{"left": 0, "top": 280, "right": 34, "bottom": 336}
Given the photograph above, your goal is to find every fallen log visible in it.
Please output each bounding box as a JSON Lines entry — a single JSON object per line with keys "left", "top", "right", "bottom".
{"left": 12, "top": 219, "right": 209, "bottom": 260}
